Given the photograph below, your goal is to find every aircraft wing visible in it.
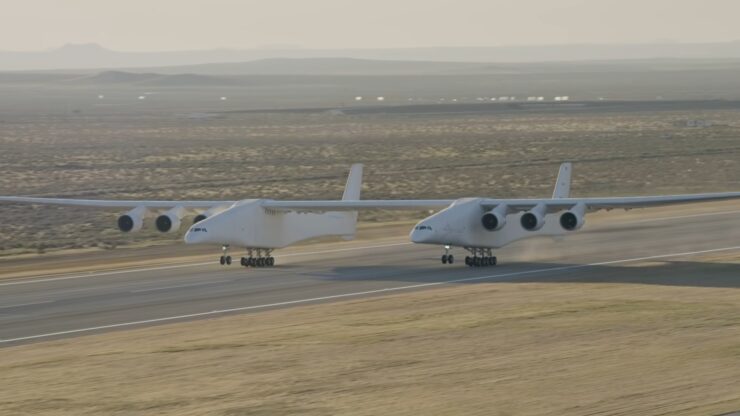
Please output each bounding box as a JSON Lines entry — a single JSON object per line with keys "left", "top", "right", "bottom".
{"left": 261, "top": 199, "right": 454, "bottom": 211}
{"left": 0, "top": 196, "right": 453, "bottom": 211}
{"left": 0, "top": 196, "right": 232, "bottom": 209}
{"left": 479, "top": 192, "right": 740, "bottom": 212}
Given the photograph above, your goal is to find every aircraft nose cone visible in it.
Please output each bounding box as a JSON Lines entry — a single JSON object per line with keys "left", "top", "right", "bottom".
{"left": 410, "top": 229, "right": 421, "bottom": 243}
{"left": 410, "top": 225, "right": 433, "bottom": 243}
{"left": 184, "top": 224, "right": 209, "bottom": 244}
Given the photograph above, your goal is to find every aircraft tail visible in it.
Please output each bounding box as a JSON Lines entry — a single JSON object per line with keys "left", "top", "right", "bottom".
{"left": 552, "top": 162, "right": 572, "bottom": 199}
{"left": 342, "top": 164, "right": 363, "bottom": 201}
{"left": 338, "top": 164, "right": 362, "bottom": 240}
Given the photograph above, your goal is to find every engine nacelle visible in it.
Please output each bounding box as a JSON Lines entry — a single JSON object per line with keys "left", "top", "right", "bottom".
{"left": 520, "top": 203, "right": 547, "bottom": 231}
{"left": 193, "top": 206, "right": 227, "bottom": 224}
{"left": 481, "top": 204, "right": 508, "bottom": 231}
{"left": 560, "top": 203, "right": 586, "bottom": 231}
{"left": 117, "top": 206, "right": 147, "bottom": 232}
{"left": 156, "top": 206, "right": 185, "bottom": 233}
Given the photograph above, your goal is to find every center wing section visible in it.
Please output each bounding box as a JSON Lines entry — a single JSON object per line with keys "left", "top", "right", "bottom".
{"left": 261, "top": 199, "right": 454, "bottom": 212}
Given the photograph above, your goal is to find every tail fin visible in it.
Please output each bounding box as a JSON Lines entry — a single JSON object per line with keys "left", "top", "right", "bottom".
{"left": 552, "top": 162, "right": 572, "bottom": 199}
{"left": 342, "top": 164, "right": 363, "bottom": 201}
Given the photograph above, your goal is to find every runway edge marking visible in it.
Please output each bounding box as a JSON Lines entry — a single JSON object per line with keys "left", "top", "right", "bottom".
{"left": 3, "top": 244, "right": 740, "bottom": 345}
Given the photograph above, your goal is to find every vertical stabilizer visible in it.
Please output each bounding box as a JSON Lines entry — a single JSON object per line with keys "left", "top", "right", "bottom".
{"left": 552, "top": 162, "right": 572, "bottom": 199}
{"left": 342, "top": 164, "right": 363, "bottom": 200}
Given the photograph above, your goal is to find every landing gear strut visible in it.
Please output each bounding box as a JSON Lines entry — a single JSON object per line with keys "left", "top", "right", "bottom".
{"left": 219, "top": 245, "right": 232, "bottom": 266}
{"left": 464, "top": 247, "right": 497, "bottom": 267}
{"left": 441, "top": 245, "right": 455, "bottom": 265}
{"left": 240, "top": 248, "right": 276, "bottom": 268}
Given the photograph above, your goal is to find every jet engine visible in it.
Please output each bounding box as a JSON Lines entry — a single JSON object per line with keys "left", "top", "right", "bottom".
{"left": 117, "top": 206, "right": 147, "bottom": 232}
{"left": 520, "top": 203, "right": 547, "bottom": 231}
{"left": 481, "top": 204, "right": 508, "bottom": 231}
{"left": 156, "top": 206, "right": 185, "bottom": 233}
{"left": 559, "top": 203, "right": 586, "bottom": 231}
{"left": 193, "top": 206, "right": 227, "bottom": 224}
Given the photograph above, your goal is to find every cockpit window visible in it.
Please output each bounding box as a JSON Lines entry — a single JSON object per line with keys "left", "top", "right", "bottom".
{"left": 414, "top": 225, "right": 432, "bottom": 231}
{"left": 191, "top": 227, "right": 207, "bottom": 232}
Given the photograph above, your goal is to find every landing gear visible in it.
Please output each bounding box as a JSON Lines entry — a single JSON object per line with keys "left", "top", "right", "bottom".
{"left": 464, "top": 247, "right": 497, "bottom": 267}
{"left": 219, "top": 245, "right": 232, "bottom": 266}
{"left": 240, "top": 248, "right": 276, "bottom": 268}
{"left": 441, "top": 245, "right": 454, "bottom": 265}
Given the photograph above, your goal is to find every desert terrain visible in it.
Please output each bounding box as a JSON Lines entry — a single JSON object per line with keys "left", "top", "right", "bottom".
{"left": 2, "top": 76, "right": 740, "bottom": 256}
{"left": 1, "top": 59, "right": 739, "bottom": 416}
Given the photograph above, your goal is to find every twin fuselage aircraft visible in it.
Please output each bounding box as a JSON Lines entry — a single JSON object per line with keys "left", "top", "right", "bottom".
{"left": 3, "top": 163, "right": 740, "bottom": 268}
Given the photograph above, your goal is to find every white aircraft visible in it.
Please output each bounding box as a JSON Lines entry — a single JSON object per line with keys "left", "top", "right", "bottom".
{"left": 2, "top": 163, "right": 740, "bottom": 267}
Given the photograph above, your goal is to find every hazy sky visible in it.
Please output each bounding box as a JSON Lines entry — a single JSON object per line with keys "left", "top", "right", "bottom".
{"left": 1, "top": 0, "right": 739, "bottom": 51}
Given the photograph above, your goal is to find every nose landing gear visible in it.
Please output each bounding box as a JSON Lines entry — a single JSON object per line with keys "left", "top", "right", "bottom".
{"left": 441, "top": 245, "right": 455, "bottom": 264}
{"left": 219, "top": 245, "right": 232, "bottom": 266}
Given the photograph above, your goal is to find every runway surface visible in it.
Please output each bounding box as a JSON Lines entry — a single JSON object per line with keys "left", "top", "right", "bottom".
{"left": 2, "top": 204, "right": 740, "bottom": 346}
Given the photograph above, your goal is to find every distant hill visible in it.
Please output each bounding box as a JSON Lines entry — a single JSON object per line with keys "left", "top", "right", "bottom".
{"left": 142, "top": 58, "right": 488, "bottom": 76}
{"left": 4, "top": 42, "right": 740, "bottom": 71}
{"left": 142, "top": 57, "right": 740, "bottom": 76}
{"left": 63, "top": 71, "right": 236, "bottom": 86}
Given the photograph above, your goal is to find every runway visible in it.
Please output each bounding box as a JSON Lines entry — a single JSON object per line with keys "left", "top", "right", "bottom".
{"left": 2, "top": 204, "right": 740, "bottom": 346}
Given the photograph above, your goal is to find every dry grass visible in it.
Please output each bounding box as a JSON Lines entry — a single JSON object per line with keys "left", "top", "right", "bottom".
{"left": 2, "top": 276, "right": 739, "bottom": 415}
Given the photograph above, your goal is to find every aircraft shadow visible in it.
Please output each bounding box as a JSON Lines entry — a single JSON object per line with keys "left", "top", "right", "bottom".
{"left": 314, "top": 260, "right": 740, "bottom": 289}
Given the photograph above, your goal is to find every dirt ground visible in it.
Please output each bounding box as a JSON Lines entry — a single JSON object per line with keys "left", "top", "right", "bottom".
{"left": 2, "top": 256, "right": 739, "bottom": 415}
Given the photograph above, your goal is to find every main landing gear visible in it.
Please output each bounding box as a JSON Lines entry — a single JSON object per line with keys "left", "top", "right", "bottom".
{"left": 239, "top": 248, "right": 275, "bottom": 268}
{"left": 464, "top": 247, "right": 497, "bottom": 267}
{"left": 219, "top": 246, "right": 275, "bottom": 267}
{"left": 442, "top": 246, "right": 497, "bottom": 267}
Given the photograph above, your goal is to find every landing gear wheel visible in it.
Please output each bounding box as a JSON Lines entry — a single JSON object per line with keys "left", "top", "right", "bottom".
{"left": 257, "top": 258, "right": 266, "bottom": 267}
{"left": 267, "top": 257, "right": 275, "bottom": 267}
{"left": 447, "top": 254, "right": 454, "bottom": 264}
{"left": 225, "top": 256, "right": 232, "bottom": 265}
{"left": 441, "top": 255, "right": 448, "bottom": 264}
{"left": 465, "top": 256, "right": 471, "bottom": 266}
{"left": 491, "top": 256, "right": 497, "bottom": 266}
{"left": 240, "top": 257, "right": 247, "bottom": 267}
{"left": 248, "top": 257, "right": 256, "bottom": 267}
{"left": 219, "top": 256, "right": 226, "bottom": 265}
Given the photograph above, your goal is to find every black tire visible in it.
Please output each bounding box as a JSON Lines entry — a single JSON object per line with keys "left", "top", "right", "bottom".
{"left": 248, "top": 257, "right": 256, "bottom": 267}
{"left": 219, "top": 256, "right": 225, "bottom": 265}
{"left": 257, "top": 258, "right": 265, "bottom": 267}
{"left": 492, "top": 256, "right": 498, "bottom": 266}
{"left": 465, "top": 256, "right": 471, "bottom": 266}
{"left": 474, "top": 257, "right": 481, "bottom": 267}
{"left": 225, "top": 256, "right": 232, "bottom": 265}
{"left": 441, "top": 255, "right": 448, "bottom": 264}
{"left": 267, "top": 257, "right": 275, "bottom": 267}
{"left": 447, "top": 254, "right": 454, "bottom": 264}
{"left": 240, "top": 257, "right": 247, "bottom": 267}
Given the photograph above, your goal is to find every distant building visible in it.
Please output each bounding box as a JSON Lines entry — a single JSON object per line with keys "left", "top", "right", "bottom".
{"left": 685, "top": 119, "right": 712, "bottom": 128}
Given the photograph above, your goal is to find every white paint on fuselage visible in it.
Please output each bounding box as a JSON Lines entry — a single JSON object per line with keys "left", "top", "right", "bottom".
{"left": 184, "top": 199, "right": 357, "bottom": 249}
{"left": 410, "top": 198, "right": 569, "bottom": 248}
